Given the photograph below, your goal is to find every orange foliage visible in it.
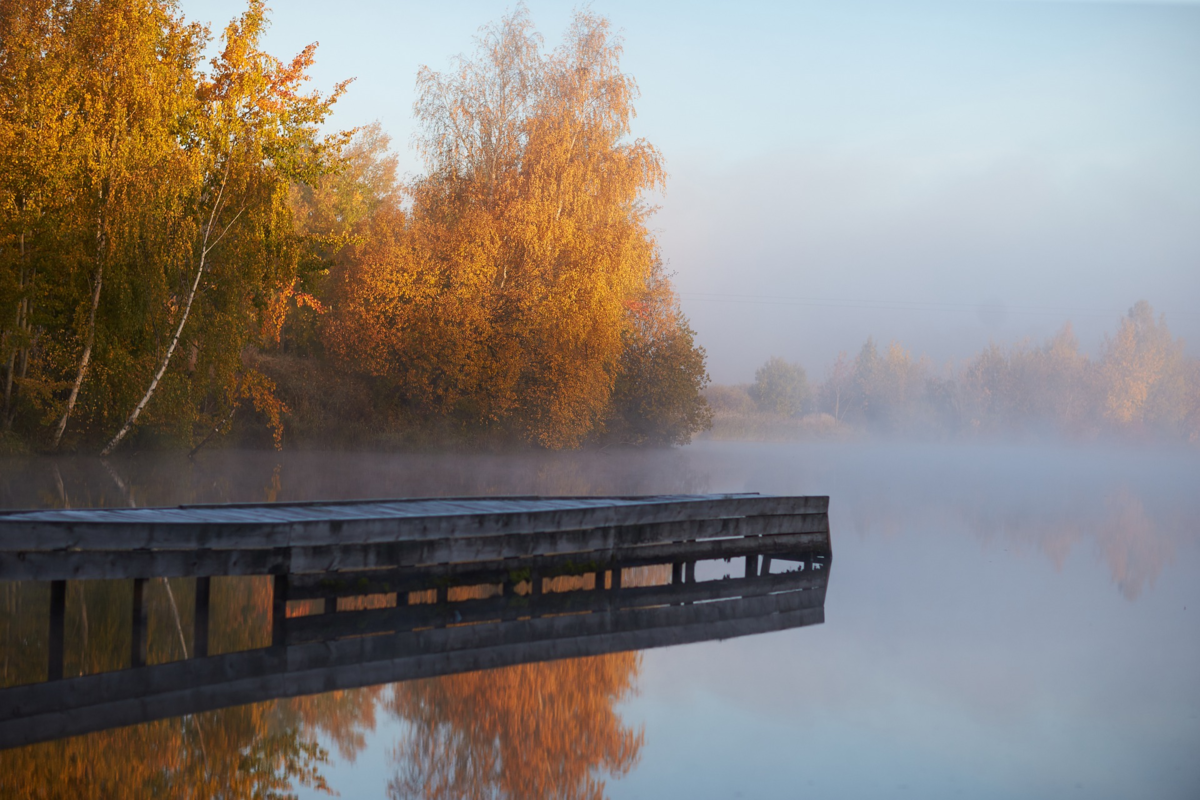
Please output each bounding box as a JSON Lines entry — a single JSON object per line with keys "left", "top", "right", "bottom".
{"left": 388, "top": 653, "right": 643, "bottom": 800}
{"left": 319, "top": 8, "right": 701, "bottom": 449}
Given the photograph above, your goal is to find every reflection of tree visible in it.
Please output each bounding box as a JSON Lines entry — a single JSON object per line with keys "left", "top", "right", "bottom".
{"left": 968, "top": 485, "right": 1176, "bottom": 602}
{"left": 841, "top": 475, "right": 1182, "bottom": 602}
{"left": 1097, "top": 488, "right": 1173, "bottom": 601}
{"left": 388, "top": 653, "right": 643, "bottom": 800}
{"left": 0, "top": 701, "right": 336, "bottom": 800}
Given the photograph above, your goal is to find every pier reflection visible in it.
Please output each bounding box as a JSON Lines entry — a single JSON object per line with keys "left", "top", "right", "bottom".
{"left": 0, "top": 540, "right": 830, "bottom": 755}
{"left": 0, "top": 545, "right": 827, "bottom": 799}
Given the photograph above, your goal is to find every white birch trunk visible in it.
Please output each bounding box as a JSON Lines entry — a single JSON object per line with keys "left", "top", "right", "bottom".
{"left": 52, "top": 264, "right": 103, "bottom": 448}
{"left": 101, "top": 174, "right": 240, "bottom": 456}
{"left": 53, "top": 196, "right": 107, "bottom": 448}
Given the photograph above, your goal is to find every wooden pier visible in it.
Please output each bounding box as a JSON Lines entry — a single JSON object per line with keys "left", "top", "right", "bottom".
{"left": 0, "top": 493, "right": 831, "bottom": 750}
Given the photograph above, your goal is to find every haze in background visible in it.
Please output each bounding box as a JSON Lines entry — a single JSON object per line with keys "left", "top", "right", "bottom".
{"left": 182, "top": 0, "right": 1200, "bottom": 382}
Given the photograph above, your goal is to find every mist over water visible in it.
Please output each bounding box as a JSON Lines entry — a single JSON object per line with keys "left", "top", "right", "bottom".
{"left": 3, "top": 441, "right": 1197, "bottom": 798}
{"left": 6, "top": 439, "right": 1194, "bottom": 596}
{"left": 5, "top": 440, "right": 1195, "bottom": 601}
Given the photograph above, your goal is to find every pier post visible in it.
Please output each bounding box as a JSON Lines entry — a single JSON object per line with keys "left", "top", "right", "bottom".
{"left": 131, "top": 579, "right": 147, "bottom": 668}
{"left": 272, "top": 574, "right": 288, "bottom": 648}
{"left": 746, "top": 554, "right": 758, "bottom": 578}
{"left": 47, "top": 580, "right": 66, "bottom": 681}
{"left": 193, "top": 576, "right": 211, "bottom": 658}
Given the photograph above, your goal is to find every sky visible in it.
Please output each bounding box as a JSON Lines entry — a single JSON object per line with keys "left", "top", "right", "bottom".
{"left": 180, "top": 0, "right": 1200, "bottom": 383}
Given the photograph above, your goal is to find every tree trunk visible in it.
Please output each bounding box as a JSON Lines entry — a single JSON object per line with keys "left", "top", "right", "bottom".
{"left": 3, "top": 230, "right": 28, "bottom": 430}
{"left": 52, "top": 202, "right": 106, "bottom": 449}
{"left": 188, "top": 384, "right": 241, "bottom": 459}
{"left": 101, "top": 179, "right": 241, "bottom": 457}
{"left": 52, "top": 265, "right": 103, "bottom": 448}
{"left": 100, "top": 246, "right": 206, "bottom": 456}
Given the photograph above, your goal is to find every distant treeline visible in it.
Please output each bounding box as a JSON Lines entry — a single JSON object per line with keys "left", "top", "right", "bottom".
{"left": 710, "top": 301, "right": 1200, "bottom": 443}
{"left": 0, "top": 2, "right": 710, "bottom": 453}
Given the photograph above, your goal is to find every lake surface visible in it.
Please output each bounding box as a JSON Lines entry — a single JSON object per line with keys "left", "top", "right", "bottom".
{"left": 2, "top": 440, "right": 1198, "bottom": 799}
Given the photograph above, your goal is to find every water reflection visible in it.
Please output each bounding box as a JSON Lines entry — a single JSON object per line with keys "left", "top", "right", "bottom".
{"left": 390, "top": 654, "right": 642, "bottom": 800}
{"left": 1, "top": 577, "right": 272, "bottom": 688}
{"left": 1, "top": 515, "right": 827, "bottom": 797}
{"left": 2, "top": 552, "right": 826, "bottom": 743}
{"left": 0, "top": 655, "right": 641, "bottom": 800}
{"left": 0, "top": 689, "right": 379, "bottom": 799}
{"left": 0, "top": 573, "right": 378, "bottom": 797}
{"left": 2, "top": 560, "right": 786, "bottom": 799}
{"left": 0, "top": 443, "right": 1195, "bottom": 798}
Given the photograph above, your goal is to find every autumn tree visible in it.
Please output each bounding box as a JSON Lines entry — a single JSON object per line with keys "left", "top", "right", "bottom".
{"left": 283, "top": 122, "right": 400, "bottom": 356}
{"left": 816, "top": 352, "right": 853, "bottom": 422}
{"left": 604, "top": 267, "right": 712, "bottom": 445}
{"left": 1, "top": 0, "right": 212, "bottom": 448}
{"left": 0, "top": 0, "right": 347, "bottom": 452}
{"left": 53, "top": 0, "right": 211, "bottom": 449}
{"left": 0, "top": 0, "right": 71, "bottom": 434}
{"left": 1032, "top": 323, "right": 1094, "bottom": 431}
{"left": 1097, "top": 301, "right": 1191, "bottom": 433}
{"left": 749, "top": 357, "right": 808, "bottom": 417}
{"left": 324, "top": 7, "right": 706, "bottom": 448}
{"left": 99, "top": 0, "right": 349, "bottom": 454}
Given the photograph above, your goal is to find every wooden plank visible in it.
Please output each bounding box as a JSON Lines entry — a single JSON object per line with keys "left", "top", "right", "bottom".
{"left": 0, "top": 493, "right": 776, "bottom": 523}
{"left": 0, "top": 515, "right": 829, "bottom": 581}
{"left": 0, "top": 547, "right": 292, "bottom": 582}
{"left": 0, "top": 495, "right": 828, "bottom": 551}
{"left": 131, "top": 579, "right": 147, "bottom": 669}
{"left": 0, "top": 647, "right": 288, "bottom": 724}
{"left": 289, "top": 516, "right": 830, "bottom": 574}
{"left": 271, "top": 574, "right": 287, "bottom": 649}
{"left": 286, "top": 522, "right": 830, "bottom": 578}
{"left": 194, "top": 576, "right": 211, "bottom": 659}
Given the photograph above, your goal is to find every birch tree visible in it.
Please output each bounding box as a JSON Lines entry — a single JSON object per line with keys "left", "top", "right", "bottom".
{"left": 101, "top": 0, "right": 348, "bottom": 454}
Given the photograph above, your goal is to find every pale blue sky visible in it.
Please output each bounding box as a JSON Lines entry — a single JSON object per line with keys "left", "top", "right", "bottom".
{"left": 182, "top": 0, "right": 1200, "bottom": 381}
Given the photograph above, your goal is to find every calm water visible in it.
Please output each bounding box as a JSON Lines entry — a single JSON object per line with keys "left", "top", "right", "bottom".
{"left": 2, "top": 440, "right": 1198, "bottom": 799}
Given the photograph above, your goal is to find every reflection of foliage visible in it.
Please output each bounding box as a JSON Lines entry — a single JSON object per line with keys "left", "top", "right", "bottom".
{"left": 830, "top": 453, "right": 1186, "bottom": 602}
{"left": 0, "top": 703, "right": 334, "bottom": 800}
{"left": 1096, "top": 487, "right": 1174, "bottom": 601}
{"left": 388, "top": 653, "right": 643, "bottom": 800}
